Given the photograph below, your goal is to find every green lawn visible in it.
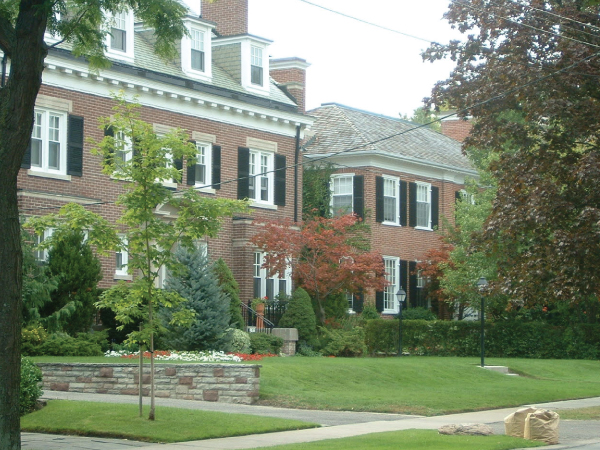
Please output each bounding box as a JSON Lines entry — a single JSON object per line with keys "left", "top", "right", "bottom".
{"left": 558, "top": 406, "right": 600, "bottom": 420}
{"left": 253, "top": 357, "right": 600, "bottom": 415}
{"left": 265, "top": 430, "right": 543, "bottom": 450}
{"left": 21, "top": 400, "right": 317, "bottom": 442}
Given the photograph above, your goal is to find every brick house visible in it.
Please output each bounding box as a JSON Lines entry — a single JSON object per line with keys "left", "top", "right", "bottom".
{"left": 302, "top": 103, "right": 476, "bottom": 315}
{"left": 17, "top": 0, "right": 312, "bottom": 306}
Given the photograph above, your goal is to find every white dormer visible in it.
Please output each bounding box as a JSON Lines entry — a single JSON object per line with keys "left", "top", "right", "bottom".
{"left": 105, "top": 9, "right": 135, "bottom": 63}
{"left": 212, "top": 34, "right": 272, "bottom": 96}
{"left": 181, "top": 18, "right": 214, "bottom": 82}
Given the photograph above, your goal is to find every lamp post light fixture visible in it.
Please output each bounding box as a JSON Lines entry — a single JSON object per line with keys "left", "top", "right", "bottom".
{"left": 396, "top": 287, "right": 407, "bottom": 357}
{"left": 476, "top": 277, "right": 489, "bottom": 368}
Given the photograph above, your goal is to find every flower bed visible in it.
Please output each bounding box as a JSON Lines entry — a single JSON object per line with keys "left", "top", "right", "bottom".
{"left": 104, "top": 350, "right": 279, "bottom": 362}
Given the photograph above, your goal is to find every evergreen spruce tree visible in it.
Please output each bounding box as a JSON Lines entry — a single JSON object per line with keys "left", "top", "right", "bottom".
{"left": 213, "top": 258, "right": 245, "bottom": 330}
{"left": 164, "top": 247, "right": 231, "bottom": 351}
{"left": 279, "top": 287, "right": 317, "bottom": 346}
{"left": 43, "top": 230, "right": 102, "bottom": 334}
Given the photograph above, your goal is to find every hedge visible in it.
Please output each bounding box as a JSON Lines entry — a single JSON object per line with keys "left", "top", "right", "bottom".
{"left": 365, "top": 319, "right": 600, "bottom": 359}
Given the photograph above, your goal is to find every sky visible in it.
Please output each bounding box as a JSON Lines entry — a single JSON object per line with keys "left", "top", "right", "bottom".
{"left": 248, "top": 0, "right": 463, "bottom": 118}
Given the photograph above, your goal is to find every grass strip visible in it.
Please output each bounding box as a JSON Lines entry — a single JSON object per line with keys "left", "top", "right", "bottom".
{"left": 558, "top": 406, "right": 600, "bottom": 420}
{"left": 265, "top": 429, "right": 544, "bottom": 450}
{"left": 21, "top": 400, "right": 318, "bottom": 443}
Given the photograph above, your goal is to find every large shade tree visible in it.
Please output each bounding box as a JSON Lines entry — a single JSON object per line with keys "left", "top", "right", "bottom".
{"left": 424, "top": 0, "right": 600, "bottom": 308}
{"left": 0, "top": 1, "right": 198, "bottom": 448}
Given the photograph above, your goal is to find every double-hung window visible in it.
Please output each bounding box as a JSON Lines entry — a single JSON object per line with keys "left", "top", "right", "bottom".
{"left": 194, "top": 142, "right": 212, "bottom": 187}
{"left": 110, "top": 11, "right": 127, "bottom": 52}
{"left": 383, "top": 176, "right": 400, "bottom": 224}
{"left": 34, "top": 229, "right": 54, "bottom": 262}
{"left": 115, "top": 236, "right": 129, "bottom": 277}
{"left": 251, "top": 46, "right": 263, "bottom": 86}
{"left": 416, "top": 182, "right": 432, "bottom": 229}
{"left": 331, "top": 175, "right": 353, "bottom": 217}
{"left": 383, "top": 257, "right": 400, "bottom": 314}
{"left": 114, "top": 131, "right": 132, "bottom": 173}
{"left": 253, "top": 252, "right": 291, "bottom": 300}
{"left": 249, "top": 150, "right": 273, "bottom": 203}
{"left": 191, "top": 29, "right": 205, "bottom": 72}
{"left": 30, "top": 109, "right": 67, "bottom": 175}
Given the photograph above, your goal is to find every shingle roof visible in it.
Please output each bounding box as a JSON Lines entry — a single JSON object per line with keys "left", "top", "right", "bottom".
{"left": 303, "top": 103, "right": 473, "bottom": 172}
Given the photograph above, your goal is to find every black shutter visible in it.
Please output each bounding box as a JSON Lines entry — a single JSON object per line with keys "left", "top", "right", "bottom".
{"left": 375, "top": 291, "right": 384, "bottom": 313}
{"left": 400, "top": 260, "right": 409, "bottom": 299}
{"left": 408, "top": 182, "right": 417, "bottom": 227}
{"left": 431, "top": 186, "right": 439, "bottom": 229}
{"left": 187, "top": 140, "right": 196, "bottom": 186}
{"left": 409, "top": 261, "right": 418, "bottom": 309}
{"left": 21, "top": 140, "right": 32, "bottom": 169}
{"left": 354, "top": 291, "right": 364, "bottom": 314}
{"left": 400, "top": 181, "right": 408, "bottom": 226}
{"left": 237, "top": 147, "right": 250, "bottom": 200}
{"left": 212, "top": 145, "right": 221, "bottom": 190}
{"left": 353, "top": 175, "right": 364, "bottom": 219}
{"left": 375, "top": 176, "right": 384, "bottom": 223}
{"left": 455, "top": 190, "right": 462, "bottom": 203}
{"left": 173, "top": 157, "right": 183, "bottom": 183}
{"left": 103, "top": 126, "right": 115, "bottom": 167}
{"left": 274, "top": 154, "right": 286, "bottom": 206}
{"left": 66, "top": 115, "right": 84, "bottom": 177}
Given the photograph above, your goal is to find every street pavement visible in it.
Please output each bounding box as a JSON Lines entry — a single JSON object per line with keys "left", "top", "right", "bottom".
{"left": 21, "top": 391, "right": 600, "bottom": 450}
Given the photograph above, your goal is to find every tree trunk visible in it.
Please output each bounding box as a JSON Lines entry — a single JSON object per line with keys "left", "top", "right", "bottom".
{"left": 0, "top": 2, "right": 48, "bottom": 448}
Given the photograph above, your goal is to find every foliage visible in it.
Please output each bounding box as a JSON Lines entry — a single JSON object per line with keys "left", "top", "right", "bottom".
{"left": 302, "top": 162, "right": 337, "bottom": 220}
{"left": 98, "top": 303, "right": 141, "bottom": 347}
{"left": 320, "top": 327, "right": 366, "bottom": 357}
{"left": 424, "top": 1, "right": 600, "bottom": 307}
{"left": 364, "top": 319, "right": 399, "bottom": 355}
{"left": 400, "top": 106, "right": 441, "bottom": 132}
{"left": 227, "top": 328, "right": 251, "bottom": 354}
{"left": 278, "top": 288, "right": 318, "bottom": 346}
{"left": 251, "top": 215, "right": 386, "bottom": 324}
{"left": 402, "top": 308, "right": 437, "bottom": 321}
{"left": 43, "top": 230, "right": 103, "bottom": 334}
{"left": 21, "top": 325, "right": 49, "bottom": 357}
{"left": 249, "top": 333, "right": 283, "bottom": 355}
{"left": 23, "top": 332, "right": 106, "bottom": 357}
{"left": 162, "top": 246, "right": 231, "bottom": 352}
{"left": 20, "top": 358, "right": 43, "bottom": 416}
{"left": 360, "top": 305, "right": 380, "bottom": 321}
{"left": 213, "top": 258, "right": 245, "bottom": 330}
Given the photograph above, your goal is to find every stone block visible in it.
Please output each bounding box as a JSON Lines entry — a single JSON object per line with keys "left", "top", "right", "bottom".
{"left": 203, "top": 390, "right": 219, "bottom": 402}
{"left": 133, "top": 374, "right": 151, "bottom": 384}
{"left": 179, "top": 377, "right": 194, "bottom": 385}
{"left": 51, "top": 383, "right": 69, "bottom": 391}
{"left": 99, "top": 367, "right": 114, "bottom": 378}
{"left": 165, "top": 368, "right": 177, "bottom": 376}
{"left": 61, "top": 366, "right": 74, "bottom": 372}
{"left": 213, "top": 368, "right": 225, "bottom": 377}
{"left": 272, "top": 328, "right": 298, "bottom": 341}
{"left": 235, "top": 377, "right": 248, "bottom": 384}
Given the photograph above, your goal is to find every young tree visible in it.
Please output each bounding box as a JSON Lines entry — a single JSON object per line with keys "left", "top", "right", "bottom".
{"left": 213, "top": 258, "right": 245, "bottom": 330}
{"left": 423, "top": 1, "right": 600, "bottom": 307}
{"left": 162, "top": 247, "right": 231, "bottom": 351}
{"left": 251, "top": 215, "right": 387, "bottom": 325}
{"left": 0, "top": 1, "right": 193, "bottom": 445}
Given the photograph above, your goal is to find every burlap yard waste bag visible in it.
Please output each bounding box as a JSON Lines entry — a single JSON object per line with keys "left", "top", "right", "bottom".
{"left": 504, "top": 407, "right": 538, "bottom": 438}
{"left": 524, "top": 409, "right": 560, "bottom": 444}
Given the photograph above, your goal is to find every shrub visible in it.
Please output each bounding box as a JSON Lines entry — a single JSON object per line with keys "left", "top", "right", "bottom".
{"left": 364, "top": 319, "right": 399, "bottom": 355}
{"left": 20, "top": 358, "right": 43, "bottom": 416}
{"left": 360, "top": 305, "right": 380, "bottom": 321}
{"left": 228, "top": 328, "right": 251, "bottom": 354}
{"left": 402, "top": 307, "right": 436, "bottom": 321}
{"left": 278, "top": 288, "right": 317, "bottom": 346}
{"left": 249, "top": 333, "right": 283, "bottom": 355}
{"left": 21, "top": 324, "right": 49, "bottom": 357}
{"left": 321, "top": 327, "right": 366, "bottom": 357}
{"left": 35, "top": 332, "right": 105, "bottom": 356}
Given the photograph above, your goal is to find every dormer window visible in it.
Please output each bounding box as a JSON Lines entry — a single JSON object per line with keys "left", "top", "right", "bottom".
{"left": 191, "top": 29, "right": 205, "bottom": 72}
{"left": 251, "top": 46, "right": 263, "bottom": 86}
{"left": 105, "top": 9, "right": 134, "bottom": 63}
{"left": 111, "top": 11, "right": 127, "bottom": 52}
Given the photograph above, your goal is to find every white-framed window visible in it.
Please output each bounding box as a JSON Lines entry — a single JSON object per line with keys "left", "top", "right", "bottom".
{"left": 253, "top": 252, "right": 291, "bottom": 300}
{"left": 114, "top": 130, "right": 132, "bottom": 173}
{"left": 383, "top": 256, "right": 400, "bottom": 314}
{"left": 383, "top": 176, "right": 400, "bottom": 224}
{"left": 105, "top": 9, "right": 134, "bottom": 62}
{"left": 194, "top": 142, "right": 212, "bottom": 187}
{"left": 33, "top": 228, "right": 54, "bottom": 262}
{"left": 416, "top": 182, "right": 432, "bottom": 229}
{"left": 115, "top": 236, "right": 129, "bottom": 277}
{"left": 251, "top": 45, "right": 263, "bottom": 86}
{"left": 30, "top": 108, "right": 68, "bottom": 175}
{"left": 331, "top": 175, "right": 353, "bottom": 217}
{"left": 249, "top": 150, "right": 273, "bottom": 204}
{"left": 191, "top": 28, "right": 205, "bottom": 72}
{"left": 458, "top": 189, "right": 476, "bottom": 205}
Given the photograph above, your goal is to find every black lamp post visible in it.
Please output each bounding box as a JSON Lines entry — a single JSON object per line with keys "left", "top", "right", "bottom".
{"left": 476, "top": 277, "right": 488, "bottom": 368}
{"left": 396, "top": 287, "right": 407, "bottom": 357}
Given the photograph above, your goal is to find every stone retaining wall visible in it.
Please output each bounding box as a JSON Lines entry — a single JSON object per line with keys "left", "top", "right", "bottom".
{"left": 38, "top": 363, "right": 261, "bottom": 404}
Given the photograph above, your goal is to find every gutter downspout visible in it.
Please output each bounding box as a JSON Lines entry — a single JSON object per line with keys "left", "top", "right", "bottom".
{"left": 294, "top": 125, "right": 301, "bottom": 223}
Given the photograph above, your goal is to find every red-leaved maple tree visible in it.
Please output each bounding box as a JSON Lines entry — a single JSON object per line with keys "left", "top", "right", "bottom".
{"left": 251, "top": 215, "right": 387, "bottom": 324}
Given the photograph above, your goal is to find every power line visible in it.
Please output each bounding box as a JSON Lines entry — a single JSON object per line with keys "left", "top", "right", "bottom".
{"left": 507, "top": 0, "right": 600, "bottom": 35}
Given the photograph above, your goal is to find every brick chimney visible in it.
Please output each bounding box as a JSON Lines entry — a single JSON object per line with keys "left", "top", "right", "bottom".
{"left": 440, "top": 114, "right": 473, "bottom": 143}
{"left": 201, "top": 0, "right": 248, "bottom": 36}
{"left": 270, "top": 58, "right": 310, "bottom": 113}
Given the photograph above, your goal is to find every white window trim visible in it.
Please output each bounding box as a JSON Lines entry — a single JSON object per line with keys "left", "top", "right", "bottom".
{"left": 253, "top": 251, "right": 292, "bottom": 300}
{"left": 415, "top": 181, "right": 432, "bottom": 231}
{"left": 181, "top": 21, "right": 213, "bottom": 82}
{"left": 330, "top": 174, "right": 354, "bottom": 217}
{"left": 241, "top": 40, "right": 270, "bottom": 95}
{"left": 382, "top": 175, "right": 401, "bottom": 226}
{"left": 194, "top": 141, "right": 212, "bottom": 188}
{"left": 114, "top": 235, "right": 131, "bottom": 279}
{"left": 105, "top": 9, "right": 135, "bottom": 63}
{"left": 248, "top": 149, "right": 274, "bottom": 206}
{"left": 383, "top": 256, "right": 400, "bottom": 315}
{"left": 34, "top": 228, "right": 55, "bottom": 262}
{"left": 29, "top": 108, "right": 68, "bottom": 177}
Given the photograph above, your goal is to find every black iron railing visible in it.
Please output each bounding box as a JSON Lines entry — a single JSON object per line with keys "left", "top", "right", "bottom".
{"left": 240, "top": 300, "right": 288, "bottom": 331}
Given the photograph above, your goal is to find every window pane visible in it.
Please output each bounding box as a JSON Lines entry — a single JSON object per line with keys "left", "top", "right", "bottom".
{"left": 384, "top": 197, "right": 396, "bottom": 222}
{"left": 48, "top": 142, "right": 60, "bottom": 170}
{"left": 195, "top": 164, "right": 206, "bottom": 184}
{"left": 260, "top": 176, "right": 268, "bottom": 201}
{"left": 253, "top": 277, "right": 261, "bottom": 299}
{"left": 31, "top": 140, "right": 42, "bottom": 167}
{"left": 111, "top": 28, "right": 126, "bottom": 51}
{"left": 191, "top": 49, "right": 204, "bottom": 71}
{"left": 116, "top": 252, "right": 123, "bottom": 270}
{"left": 417, "top": 202, "right": 430, "bottom": 227}
{"left": 266, "top": 278, "right": 274, "bottom": 301}
{"left": 251, "top": 65, "right": 263, "bottom": 86}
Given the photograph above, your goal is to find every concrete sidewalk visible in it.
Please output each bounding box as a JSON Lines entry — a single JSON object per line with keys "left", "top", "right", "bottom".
{"left": 22, "top": 392, "right": 600, "bottom": 450}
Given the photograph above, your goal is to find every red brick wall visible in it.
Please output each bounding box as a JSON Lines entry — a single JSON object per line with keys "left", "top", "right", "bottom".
{"left": 440, "top": 119, "right": 472, "bottom": 143}
{"left": 19, "top": 85, "right": 300, "bottom": 300}
{"left": 201, "top": 0, "right": 248, "bottom": 36}
{"left": 270, "top": 67, "right": 307, "bottom": 113}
